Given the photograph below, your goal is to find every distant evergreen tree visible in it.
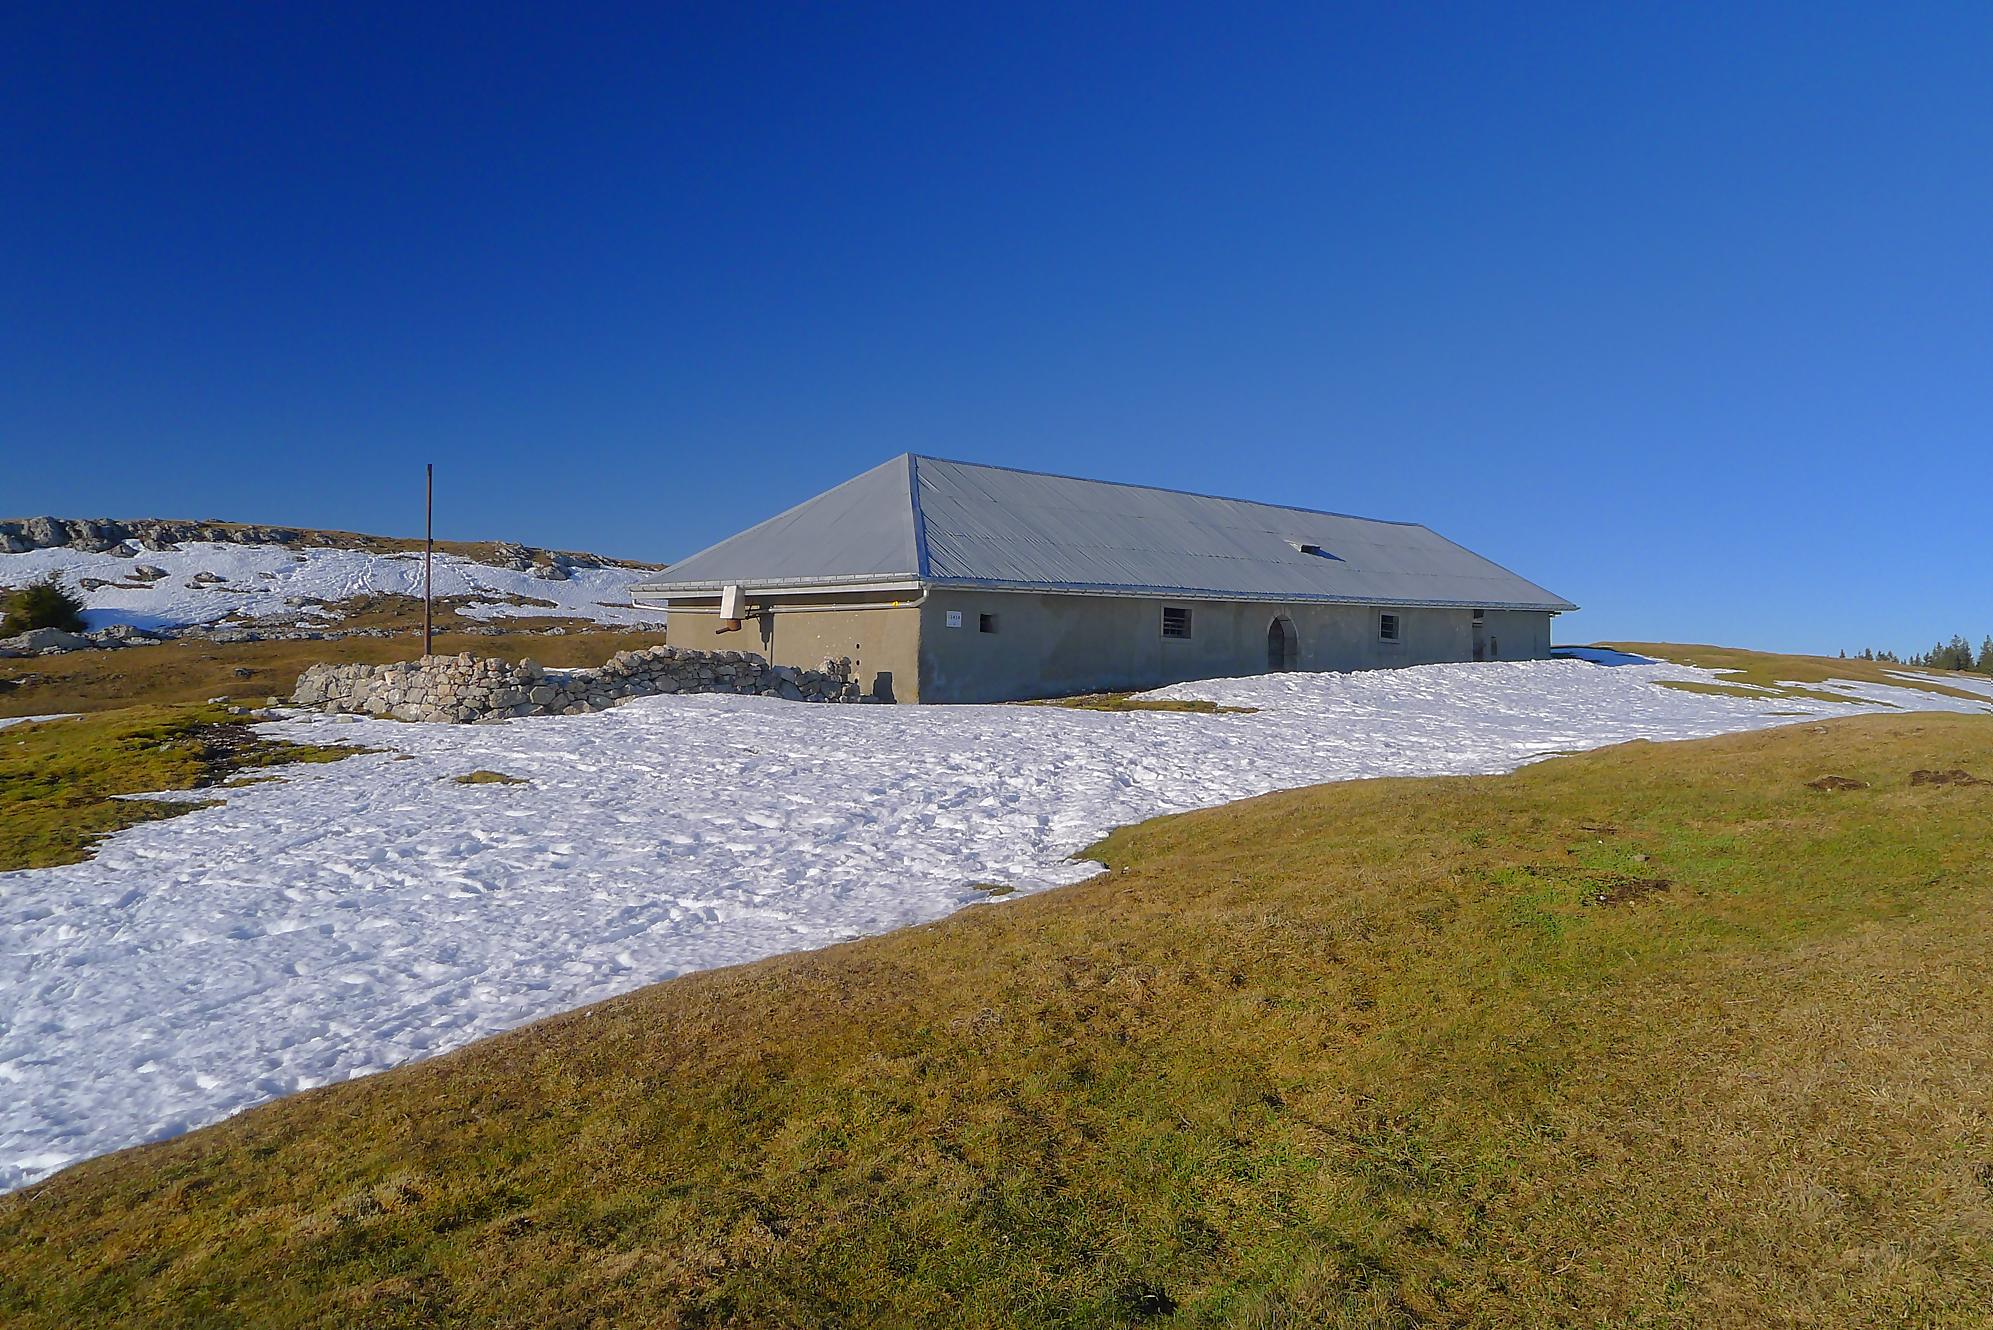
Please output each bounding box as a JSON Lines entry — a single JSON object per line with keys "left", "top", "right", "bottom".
{"left": 1947, "top": 634, "right": 1974, "bottom": 670}
{"left": 0, "top": 576, "right": 85, "bottom": 636}
{"left": 1979, "top": 636, "right": 1993, "bottom": 674}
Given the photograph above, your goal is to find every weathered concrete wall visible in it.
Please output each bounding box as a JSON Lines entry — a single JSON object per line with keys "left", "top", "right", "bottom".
{"left": 916, "top": 590, "right": 1557, "bottom": 703}
{"left": 658, "top": 588, "right": 1558, "bottom": 704}
{"left": 293, "top": 646, "right": 867, "bottom": 723}
{"left": 666, "top": 597, "right": 923, "bottom": 703}
{"left": 1480, "top": 608, "right": 1552, "bottom": 661}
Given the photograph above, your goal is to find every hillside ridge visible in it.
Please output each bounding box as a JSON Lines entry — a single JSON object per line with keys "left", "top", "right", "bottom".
{"left": 0, "top": 515, "right": 660, "bottom": 572}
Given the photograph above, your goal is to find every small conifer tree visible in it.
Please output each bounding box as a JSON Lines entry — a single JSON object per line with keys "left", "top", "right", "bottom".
{"left": 1, "top": 576, "right": 87, "bottom": 636}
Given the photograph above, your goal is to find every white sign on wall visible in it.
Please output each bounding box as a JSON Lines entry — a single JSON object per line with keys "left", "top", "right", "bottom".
{"left": 945, "top": 610, "right": 963, "bottom": 628}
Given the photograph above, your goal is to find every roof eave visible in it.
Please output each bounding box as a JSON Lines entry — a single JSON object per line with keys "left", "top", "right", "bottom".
{"left": 631, "top": 572, "right": 1573, "bottom": 613}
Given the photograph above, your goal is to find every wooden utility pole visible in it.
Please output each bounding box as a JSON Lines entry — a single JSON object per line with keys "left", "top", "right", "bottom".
{"left": 423, "top": 462, "right": 434, "bottom": 657}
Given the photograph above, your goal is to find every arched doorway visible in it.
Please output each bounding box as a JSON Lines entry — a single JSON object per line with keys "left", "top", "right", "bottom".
{"left": 1266, "top": 615, "right": 1298, "bottom": 672}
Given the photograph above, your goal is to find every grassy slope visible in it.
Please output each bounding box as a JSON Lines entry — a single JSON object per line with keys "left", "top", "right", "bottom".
{"left": 0, "top": 706, "right": 354, "bottom": 870}
{"left": 4, "top": 713, "right": 1992, "bottom": 1326}
{"left": 1608, "top": 641, "right": 1992, "bottom": 705}
{"left": 0, "top": 628, "right": 670, "bottom": 717}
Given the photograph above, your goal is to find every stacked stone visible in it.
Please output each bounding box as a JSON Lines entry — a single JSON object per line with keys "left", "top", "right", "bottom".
{"left": 291, "top": 646, "right": 868, "bottom": 723}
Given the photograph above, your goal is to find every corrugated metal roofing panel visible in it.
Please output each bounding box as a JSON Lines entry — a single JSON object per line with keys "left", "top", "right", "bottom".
{"left": 910, "top": 457, "right": 1575, "bottom": 610}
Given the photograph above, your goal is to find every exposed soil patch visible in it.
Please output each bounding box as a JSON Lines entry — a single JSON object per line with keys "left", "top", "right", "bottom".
{"left": 1579, "top": 874, "right": 1674, "bottom": 907}
{"left": 1517, "top": 863, "right": 1675, "bottom": 906}
{"left": 196, "top": 722, "right": 263, "bottom": 771}
{"left": 184, "top": 721, "right": 362, "bottom": 790}
{"left": 1910, "top": 769, "right": 1987, "bottom": 787}
{"left": 1806, "top": 775, "right": 1869, "bottom": 792}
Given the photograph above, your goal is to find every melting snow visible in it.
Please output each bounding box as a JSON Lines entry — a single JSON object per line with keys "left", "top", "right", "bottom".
{"left": 2, "top": 655, "right": 1988, "bottom": 1189}
{"left": 0, "top": 715, "right": 77, "bottom": 732}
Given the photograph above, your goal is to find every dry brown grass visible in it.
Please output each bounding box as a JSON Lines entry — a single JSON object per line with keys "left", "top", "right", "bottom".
{"left": 0, "top": 626, "right": 670, "bottom": 717}
{"left": 3, "top": 713, "right": 1991, "bottom": 1326}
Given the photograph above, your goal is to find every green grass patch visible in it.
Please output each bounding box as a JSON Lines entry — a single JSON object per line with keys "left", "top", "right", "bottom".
{"left": 0, "top": 705, "right": 356, "bottom": 871}
{"left": 4, "top": 714, "right": 1993, "bottom": 1326}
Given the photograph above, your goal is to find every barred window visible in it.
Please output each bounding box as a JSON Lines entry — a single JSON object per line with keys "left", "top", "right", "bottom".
{"left": 1379, "top": 612, "right": 1401, "bottom": 641}
{"left": 1161, "top": 606, "right": 1192, "bottom": 639}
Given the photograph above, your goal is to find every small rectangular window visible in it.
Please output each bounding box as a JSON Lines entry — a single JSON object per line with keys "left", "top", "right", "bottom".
{"left": 1161, "top": 606, "right": 1192, "bottom": 639}
{"left": 979, "top": 613, "right": 997, "bottom": 634}
{"left": 1379, "top": 612, "right": 1401, "bottom": 642}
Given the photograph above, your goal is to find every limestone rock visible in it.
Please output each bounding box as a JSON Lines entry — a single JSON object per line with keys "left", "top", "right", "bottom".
{"left": 0, "top": 626, "right": 92, "bottom": 656}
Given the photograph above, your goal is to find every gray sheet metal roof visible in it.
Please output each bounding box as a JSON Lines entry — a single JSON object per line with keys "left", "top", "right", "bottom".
{"left": 641, "top": 456, "right": 922, "bottom": 588}
{"left": 634, "top": 454, "right": 1575, "bottom": 612}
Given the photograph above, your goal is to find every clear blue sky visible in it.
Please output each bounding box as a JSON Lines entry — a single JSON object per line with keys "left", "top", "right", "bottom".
{"left": 5, "top": 3, "right": 1988, "bottom": 654}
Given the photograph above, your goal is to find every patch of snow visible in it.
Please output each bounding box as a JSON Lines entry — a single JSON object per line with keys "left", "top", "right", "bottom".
{"left": 1, "top": 658, "right": 1987, "bottom": 1190}
{"left": 1793, "top": 672, "right": 1993, "bottom": 711}
{"left": 0, "top": 543, "right": 660, "bottom": 631}
{"left": 1888, "top": 669, "right": 1993, "bottom": 702}
{"left": 0, "top": 714, "right": 77, "bottom": 731}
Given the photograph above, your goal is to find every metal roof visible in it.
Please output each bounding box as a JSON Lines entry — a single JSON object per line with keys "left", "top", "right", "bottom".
{"left": 633, "top": 454, "right": 1575, "bottom": 612}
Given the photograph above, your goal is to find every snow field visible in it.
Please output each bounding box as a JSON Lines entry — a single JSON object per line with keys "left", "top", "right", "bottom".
{"left": 0, "top": 542, "right": 658, "bottom": 630}
{"left": 2, "top": 655, "right": 1988, "bottom": 1190}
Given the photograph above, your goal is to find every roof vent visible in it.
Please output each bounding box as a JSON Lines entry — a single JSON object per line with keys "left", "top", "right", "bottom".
{"left": 1287, "top": 540, "right": 1338, "bottom": 559}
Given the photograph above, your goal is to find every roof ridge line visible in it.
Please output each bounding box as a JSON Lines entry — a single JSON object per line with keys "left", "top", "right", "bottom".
{"left": 907, "top": 453, "right": 931, "bottom": 578}
{"left": 902, "top": 452, "right": 1429, "bottom": 529}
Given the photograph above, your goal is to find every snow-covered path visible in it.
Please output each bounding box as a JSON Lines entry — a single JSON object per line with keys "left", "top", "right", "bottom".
{"left": 3, "top": 656, "right": 1988, "bottom": 1189}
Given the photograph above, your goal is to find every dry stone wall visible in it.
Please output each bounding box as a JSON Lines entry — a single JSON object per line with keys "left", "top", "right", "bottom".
{"left": 291, "top": 646, "right": 868, "bottom": 722}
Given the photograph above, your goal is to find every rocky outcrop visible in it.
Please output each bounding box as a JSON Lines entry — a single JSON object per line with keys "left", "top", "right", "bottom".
{"left": 291, "top": 646, "right": 869, "bottom": 722}
{"left": 0, "top": 624, "right": 165, "bottom": 656}
{"left": 0, "top": 627, "right": 94, "bottom": 657}
{"left": 0, "top": 518, "right": 301, "bottom": 554}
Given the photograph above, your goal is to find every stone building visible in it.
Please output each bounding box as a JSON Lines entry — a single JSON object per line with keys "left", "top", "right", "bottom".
{"left": 632, "top": 455, "right": 1574, "bottom": 704}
